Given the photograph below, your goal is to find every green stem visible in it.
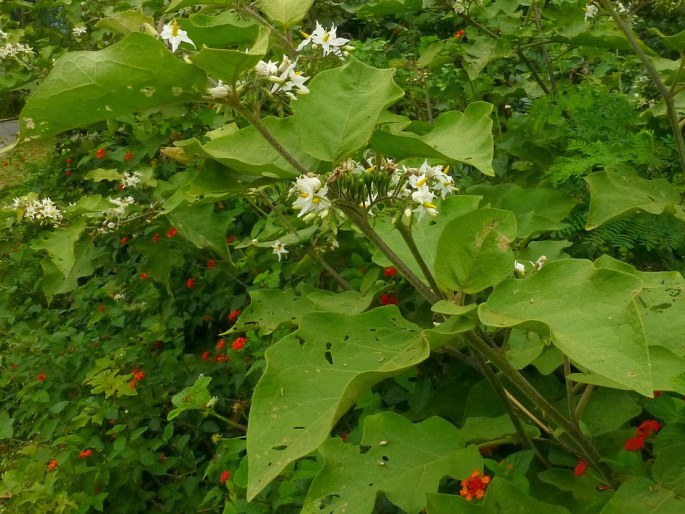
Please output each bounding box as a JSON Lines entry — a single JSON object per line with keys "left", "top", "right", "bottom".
{"left": 564, "top": 357, "right": 579, "bottom": 427}
{"left": 598, "top": 0, "right": 685, "bottom": 174}
{"left": 395, "top": 220, "right": 444, "bottom": 300}
{"left": 532, "top": 2, "right": 557, "bottom": 95}
{"left": 465, "top": 330, "right": 615, "bottom": 486}
{"left": 472, "top": 349, "right": 551, "bottom": 467}
{"left": 340, "top": 204, "right": 441, "bottom": 304}
{"left": 233, "top": 4, "right": 297, "bottom": 58}
{"left": 229, "top": 98, "right": 310, "bottom": 175}
{"left": 575, "top": 384, "right": 595, "bottom": 420}
{"left": 208, "top": 410, "right": 247, "bottom": 432}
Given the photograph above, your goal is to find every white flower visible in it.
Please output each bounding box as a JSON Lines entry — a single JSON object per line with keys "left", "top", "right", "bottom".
{"left": 514, "top": 260, "right": 526, "bottom": 276}
{"left": 0, "top": 42, "right": 34, "bottom": 61}
{"left": 207, "top": 80, "right": 230, "bottom": 99}
{"left": 290, "top": 174, "right": 330, "bottom": 219}
{"left": 272, "top": 240, "right": 288, "bottom": 261}
{"left": 453, "top": 0, "right": 466, "bottom": 14}
{"left": 298, "top": 21, "right": 350, "bottom": 57}
{"left": 11, "top": 197, "right": 22, "bottom": 209}
{"left": 121, "top": 172, "right": 142, "bottom": 189}
{"left": 72, "top": 26, "right": 87, "bottom": 37}
{"left": 411, "top": 186, "right": 438, "bottom": 221}
{"left": 531, "top": 255, "right": 547, "bottom": 271}
{"left": 255, "top": 60, "right": 279, "bottom": 77}
{"left": 584, "top": 3, "right": 598, "bottom": 22}
{"left": 431, "top": 170, "right": 456, "bottom": 198}
{"left": 266, "top": 56, "right": 310, "bottom": 99}
{"left": 206, "top": 396, "right": 218, "bottom": 409}
{"left": 159, "top": 20, "right": 196, "bottom": 53}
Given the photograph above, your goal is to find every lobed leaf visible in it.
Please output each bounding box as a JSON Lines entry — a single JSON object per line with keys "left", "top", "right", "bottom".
{"left": 246, "top": 307, "right": 428, "bottom": 500}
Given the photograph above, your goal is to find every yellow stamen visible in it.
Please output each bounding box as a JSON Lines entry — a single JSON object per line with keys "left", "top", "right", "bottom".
{"left": 299, "top": 192, "right": 310, "bottom": 198}
{"left": 171, "top": 20, "right": 179, "bottom": 37}
{"left": 417, "top": 176, "right": 428, "bottom": 187}
{"left": 312, "top": 197, "right": 320, "bottom": 204}
{"left": 424, "top": 202, "right": 437, "bottom": 209}
{"left": 301, "top": 31, "right": 310, "bottom": 39}
{"left": 323, "top": 32, "right": 331, "bottom": 42}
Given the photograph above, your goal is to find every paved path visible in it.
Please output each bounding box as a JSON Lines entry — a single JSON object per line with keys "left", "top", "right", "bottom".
{"left": 0, "top": 119, "right": 19, "bottom": 150}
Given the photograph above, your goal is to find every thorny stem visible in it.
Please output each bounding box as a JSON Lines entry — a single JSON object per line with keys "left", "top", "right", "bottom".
{"left": 598, "top": 0, "right": 685, "bottom": 173}
{"left": 472, "top": 350, "right": 551, "bottom": 467}
{"left": 465, "top": 330, "right": 616, "bottom": 487}
{"left": 339, "top": 204, "right": 442, "bottom": 304}
{"left": 503, "top": 389, "right": 553, "bottom": 435}
{"left": 395, "top": 219, "right": 444, "bottom": 301}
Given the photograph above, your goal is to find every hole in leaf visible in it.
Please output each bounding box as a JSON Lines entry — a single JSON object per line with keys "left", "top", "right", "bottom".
{"left": 344, "top": 335, "right": 350, "bottom": 341}
{"left": 326, "top": 342, "right": 333, "bottom": 350}
{"left": 318, "top": 494, "right": 340, "bottom": 509}
{"left": 359, "top": 445, "right": 372, "bottom": 454}
{"left": 324, "top": 350, "right": 334, "bottom": 365}
{"left": 381, "top": 455, "right": 389, "bottom": 462}
{"left": 295, "top": 336, "right": 305, "bottom": 347}
{"left": 369, "top": 328, "right": 377, "bottom": 332}
{"left": 293, "top": 426, "right": 305, "bottom": 430}
{"left": 368, "top": 483, "right": 374, "bottom": 487}
{"left": 272, "top": 445, "right": 287, "bottom": 451}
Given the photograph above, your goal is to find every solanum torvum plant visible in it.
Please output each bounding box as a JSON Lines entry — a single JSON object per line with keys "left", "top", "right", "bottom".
{"left": 5, "top": 0, "right": 685, "bottom": 512}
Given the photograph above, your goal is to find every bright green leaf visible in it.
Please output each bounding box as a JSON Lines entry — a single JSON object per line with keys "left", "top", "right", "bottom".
{"left": 95, "top": 9, "right": 155, "bottom": 35}
{"left": 434, "top": 208, "right": 517, "bottom": 294}
{"left": 292, "top": 57, "right": 404, "bottom": 162}
{"left": 168, "top": 376, "right": 213, "bottom": 420}
{"left": 246, "top": 308, "right": 428, "bottom": 500}
{"left": 585, "top": 167, "right": 684, "bottom": 230}
{"left": 18, "top": 33, "right": 206, "bottom": 140}
{"left": 183, "top": 11, "right": 260, "bottom": 48}
{"left": 259, "top": 0, "right": 315, "bottom": 28}
{"left": 302, "top": 412, "right": 482, "bottom": 514}
{"left": 599, "top": 477, "right": 685, "bottom": 514}
{"left": 231, "top": 288, "right": 316, "bottom": 335}
{"left": 166, "top": 203, "right": 234, "bottom": 259}
{"left": 371, "top": 102, "right": 495, "bottom": 176}
{"left": 354, "top": 0, "right": 422, "bottom": 18}
{"left": 479, "top": 259, "right": 652, "bottom": 395}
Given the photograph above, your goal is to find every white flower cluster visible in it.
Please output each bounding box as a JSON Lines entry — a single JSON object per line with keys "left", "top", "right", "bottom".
{"left": 514, "top": 255, "right": 547, "bottom": 276}
{"left": 100, "top": 196, "right": 135, "bottom": 232}
{"left": 72, "top": 26, "right": 87, "bottom": 37}
{"left": 12, "top": 196, "right": 64, "bottom": 226}
{"left": 120, "top": 171, "right": 142, "bottom": 189}
{"left": 255, "top": 56, "right": 309, "bottom": 100}
{"left": 399, "top": 160, "right": 456, "bottom": 220}
{"left": 297, "top": 21, "right": 350, "bottom": 58}
{"left": 289, "top": 174, "right": 331, "bottom": 220}
{"left": 0, "top": 42, "right": 34, "bottom": 61}
{"left": 207, "top": 79, "right": 231, "bottom": 99}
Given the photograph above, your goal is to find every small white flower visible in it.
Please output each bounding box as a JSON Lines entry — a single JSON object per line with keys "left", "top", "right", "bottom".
{"left": 453, "top": 0, "right": 466, "bottom": 14}
{"left": 255, "top": 60, "right": 279, "bottom": 76}
{"left": 411, "top": 186, "right": 438, "bottom": 221}
{"left": 207, "top": 80, "right": 230, "bottom": 99}
{"left": 531, "top": 255, "right": 547, "bottom": 271}
{"left": 299, "top": 22, "right": 350, "bottom": 57}
{"left": 159, "top": 20, "right": 196, "bottom": 53}
{"left": 290, "top": 175, "right": 331, "bottom": 219}
{"left": 265, "top": 55, "right": 310, "bottom": 99}
{"left": 72, "top": 26, "right": 87, "bottom": 37}
{"left": 584, "top": 3, "right": 598, "bottom": 23}
{"left": 514, "top": 260, "right": 526, "bottom": 276}
{"left": 121, "top": 172, "right": 142, "bottom": 189}
{"left": 272, "top": 240, "right": 288, "bottom": 261}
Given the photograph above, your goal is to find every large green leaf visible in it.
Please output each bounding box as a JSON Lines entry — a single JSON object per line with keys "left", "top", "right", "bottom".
{"left": 371, "top": 102, "right": 495, "bottom": 176}
{"left": 31, "top": 220, "right": 87, "bottom": 279}
{"left": 478, "top": 259, "right": 652, "bottom": 396}
{"left": 165, "top": 203, "right": 234, "bottom": 259}
{"left": 246, "top": 307, "right": 428, "bottom": 500}
{"left": 469, "top": 184, "right": 576, "bottom": 239}
{"left": 434, "top": 208, "right": 517, "bottom": 294}
{"left": 595, "top": 255, "right": 685, "bottom": 356}
{"left": 292, "top": 57, "right": 404, "bottom": 162}
{"left": 585, "top": 168, "right": 685, "bottom": 230}
{"left": 427, "top": 477, "right": 571, "bottom": 513}
{"left": 259, "top": 0, "right": 315, "bottom": 28}
{"left": 183, "top": 11, "right": 260, "bottom": 48}
{"left": 652, "top": 424, "right": 685, "bottom": 496}
{"left": 599, "top": 477, "right": 685, "bottom": 514}
{"left": 302, "top": 412, "right": 482, "bottom": 514}
{"left": 94, "top": 9, "right": 154, "bottom": 35}
{"left": 18, "top": 33, "right": 207, "bottom": 139}
{"left": 232, "top": 288, "right": 316, "bottom": 335}
{"left": 189, "top": 26, "right": 269, "bottom": 85}
{"left": 201, "top": 117, "right": 318, "bottom": 178}
{"left": 371, "top": 195, "right": 483, "bottom": 287}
